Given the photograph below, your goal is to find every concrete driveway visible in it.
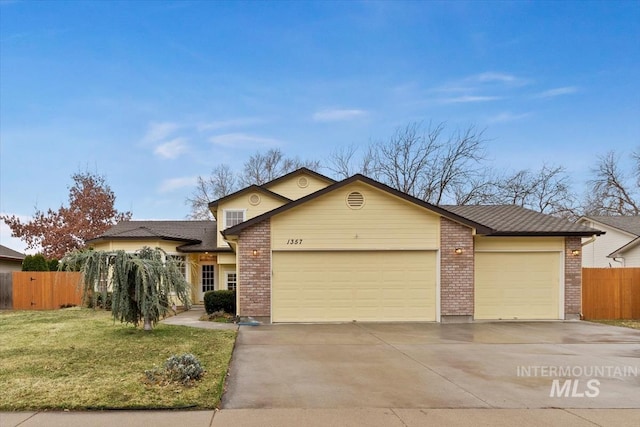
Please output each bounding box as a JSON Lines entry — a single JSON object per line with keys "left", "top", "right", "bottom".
{"left": 222, "top": 321, "right": 640, "bottom": 409}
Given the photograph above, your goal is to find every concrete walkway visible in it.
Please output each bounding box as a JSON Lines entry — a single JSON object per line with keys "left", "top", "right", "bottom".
{"left": 3, "top": 314, "right": 639, "bottom": 426}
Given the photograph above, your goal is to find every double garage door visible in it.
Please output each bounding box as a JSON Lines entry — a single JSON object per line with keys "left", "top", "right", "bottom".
{"left": 272, "top": 251, "right": 437, "bottom": 322}
{"left": 475, "top": 252, "right": 561, "bottom": 320}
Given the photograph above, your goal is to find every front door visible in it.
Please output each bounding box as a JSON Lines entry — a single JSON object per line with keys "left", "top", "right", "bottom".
{"left": 199, "top": 263, "right": 216, "bottom": 302}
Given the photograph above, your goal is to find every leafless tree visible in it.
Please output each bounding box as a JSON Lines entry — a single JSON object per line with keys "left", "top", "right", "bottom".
{"left": 583, "top": 151, "right": 639, "bottom": 216}
{"left": 187, "top": 149, "right": 321, "bottom": 219}
{"left": 326, "top": 144, "right": 375, "bottom": 179}
{"left": 238, "top": 148, "right": 320, "bottom": 186}
{"left": 363, "top": 122, "right": 487, "bottom": 205}
{"left": 186, "top": 164, "right": 238, "bottom": 220}
{"left": 492, "top": 165, "right": 577, "bottom": 218}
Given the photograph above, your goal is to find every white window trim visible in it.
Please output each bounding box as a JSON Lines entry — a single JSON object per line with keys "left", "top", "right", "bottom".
{"left": 225, "top": 271, "right": 237, "bottom": 291}
{"left": 223, "top": 208, "right": 247, "bottom": 230}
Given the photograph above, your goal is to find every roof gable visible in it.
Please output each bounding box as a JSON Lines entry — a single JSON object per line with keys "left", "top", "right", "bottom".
{"left": 261, "top": 167, "right": 335, "bottom": 190}
{"left": 223, "top": 174, "right": 492, "bottom": 237}
{"left": 208, "top": 185, "right": 291, "bottom": 211}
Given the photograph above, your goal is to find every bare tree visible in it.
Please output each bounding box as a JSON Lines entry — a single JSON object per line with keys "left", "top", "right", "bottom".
{"left": 326, "top": 144, "right": 375, "bottom": 179}
{"left": 366, "top": 122, "right": 487, "bottom": 205}
{"left": 238, "top": 148, "right": 320, "bottom": 186}
{"left": 187, "top": 149, "right": 321, "bottom": 219}
{"left": 492, "top": 165, "right": 577, "bottom": 218}
{"left": 186, "top": 164, "right": 238, "bottom": 220}
{"left": 584, "top": 151, "right": 639, "bottom": 216}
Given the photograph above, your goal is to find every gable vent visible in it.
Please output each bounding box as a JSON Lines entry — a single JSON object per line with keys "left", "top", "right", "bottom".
{"left": 249, "top": 193, "right": 261, "bottom": 206}
{"left": 297, "top": 176, "right": 309, "bottom": 188}
{"left": 346, "top": 191, "right": 365, "bottom": 209}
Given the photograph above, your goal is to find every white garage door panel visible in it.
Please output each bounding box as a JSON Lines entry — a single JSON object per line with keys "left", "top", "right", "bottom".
{"left": 475, "top": 252, "right": 560, "bottom": 320}
{"left": 272, "top": 251, "right": 436, "bottom": 322}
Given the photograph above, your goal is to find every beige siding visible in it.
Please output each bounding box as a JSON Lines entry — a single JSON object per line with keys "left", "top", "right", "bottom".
{"left": 620, "top": 246, "right": 640, "bottom": 267}
{"left": 475, "top": 236, "right": 564, "bottom": 252}
{"left": 216, "top": 193, "right": 287, "bottom": 248}
{"left": 272, "top": 251, "right": 437, "bottom": 322}
{"left": 266, "top": 172, "right": 331, "bottom": 200}
{"left": 475, "top": 252, "right": 561, "bottom": 320}
{"left": 217, "top": 253, "right": 236, "bottom": 264}
{"left": 271, "top": 182, "right": 440, "bottom": 251}
{"left": 218, "top": 264, "right": 236, "bottom": 290}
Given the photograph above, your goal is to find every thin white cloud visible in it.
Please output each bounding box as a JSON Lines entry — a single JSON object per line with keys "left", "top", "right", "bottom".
{"left": 312, "top": 109, "right": 368, "bottom": 122}
{"left": 209, "top": 133, "right": 281, "bottom": 148}
{"left": 158, "top": 176, "right": 198, "bottom": 193}
{"left": 154, "top": 137, "right": 188, "bottom": 159}
{"left": 535, "top": 86, "right": 579, "bottom": 98}
{"left": 197, "top": 117, "right": 268, "bottom": 132}
{"left": 487, "top": 112, "right": 532, "bottom": 124}
{"left": 471, "top": 72, "right": 521, "bottom": 84}
{"left": 439, "top": 95, "right": 503, "bottom": 104}
{"left": 141, "top": 121, "right": 180, "bottom": 144}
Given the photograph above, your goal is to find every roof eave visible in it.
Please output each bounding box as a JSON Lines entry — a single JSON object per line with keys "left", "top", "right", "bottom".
{"left": 488, "top": 231, "right": 603, "bottom": 237}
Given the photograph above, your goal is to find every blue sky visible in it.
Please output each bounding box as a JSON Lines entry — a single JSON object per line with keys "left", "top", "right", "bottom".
{"left": 1, "top": 0, "right": 639, "bottom": 253}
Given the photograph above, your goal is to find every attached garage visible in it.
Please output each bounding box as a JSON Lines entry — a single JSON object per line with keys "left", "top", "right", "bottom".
{"left": 474, "top": 237, "right": 563, "bottom": 320}
{"left": 272, "top": 251, "right": 437, "bottom": 322}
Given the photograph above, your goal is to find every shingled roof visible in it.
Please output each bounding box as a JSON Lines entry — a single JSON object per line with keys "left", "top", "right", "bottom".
{"left": 442, "top": 205, "right": 602, "bottom": 236}
{"left": 0, "top": 244, "right": 25, "bottom": 261}
{"left": 87, "top": 220, "right": 225, "bottom": 252}
{"left": 581, "top": 216, "right": 640, "bottom": 236}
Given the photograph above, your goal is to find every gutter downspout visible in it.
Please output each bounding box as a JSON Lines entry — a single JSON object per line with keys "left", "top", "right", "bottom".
{"left": 611, "top": 257, "right": 625, "bottom": 267}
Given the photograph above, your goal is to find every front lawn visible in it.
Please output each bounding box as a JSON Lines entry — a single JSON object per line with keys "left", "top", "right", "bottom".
{"left": 590, "top": 319, "right": 640, "bottom": 330}
{"left": 0, "top": 308, "right": 236, "bottom": 410}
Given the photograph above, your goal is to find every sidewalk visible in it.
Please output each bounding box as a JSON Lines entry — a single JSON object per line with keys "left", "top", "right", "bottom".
{"left": 3, "top": 408, "right": 640, "bottom": 427}
{"left": 160, "top": 306, "right": 238, "bottom": 330}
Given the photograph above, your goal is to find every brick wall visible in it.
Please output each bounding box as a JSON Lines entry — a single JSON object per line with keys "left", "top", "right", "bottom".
{"left": 565, "top": 236, "right": 582, "bottom": 319}
{"left": 440, "top": 218, "right": 474, "bottom": 318}
{"left": 237, "top": 220, "right": 271, "bottom": 318}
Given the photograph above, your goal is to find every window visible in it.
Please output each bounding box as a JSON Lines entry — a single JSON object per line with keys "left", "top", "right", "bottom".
{"left": 226, "top": 272, "right": 237, "bottom": 291}
{"left": 224, "top": 209, "right": 245, "bottom": 229}
{"left": 169, "top": 255, "right": 187, "bottom": 278}
{"left": 202, "top": 265, "right": 215, "bottom": 293}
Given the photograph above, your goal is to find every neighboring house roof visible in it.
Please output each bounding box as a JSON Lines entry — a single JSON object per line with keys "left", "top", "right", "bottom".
{"left": 87, "top": 220, "right": 228, "bottom": 252}
{"left": 0, "top": 244, "right": 26, "bottom": 261}
{"left": 444, "top": 205, "right": 602, "bottom": 237}
{"left": 208, "top": 185, "right": 292, "bottom": 210}
{"left": 608, "top": 236, "right": 640, "bottom": 258}
{"left": 578, "top": 216, "right": 640, "bottom": 237}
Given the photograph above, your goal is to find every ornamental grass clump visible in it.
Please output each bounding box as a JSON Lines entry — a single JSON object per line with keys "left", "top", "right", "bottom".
{"left": 145, "top": 353, "right": 205, "bottom": 387}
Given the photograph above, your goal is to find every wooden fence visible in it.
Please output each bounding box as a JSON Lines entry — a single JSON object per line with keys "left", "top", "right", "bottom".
{"left": 0, "top": 272, "right": 12, "bottom": 309}
{"left": 11, "top": 272, "right": 83, "bottom": 310}
{"left": 582, "top": 268, "right": 640, "bottom": 320}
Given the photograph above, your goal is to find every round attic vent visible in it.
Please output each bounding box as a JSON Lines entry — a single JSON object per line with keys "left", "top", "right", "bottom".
{"left": 249, "top": 193, "right": 261, "bottom": 206}
{"left": 346, "top": 191, "right": 365, "bottom": 209}
{"left": 297, "top": 176, "right": 309, "bottom": 188}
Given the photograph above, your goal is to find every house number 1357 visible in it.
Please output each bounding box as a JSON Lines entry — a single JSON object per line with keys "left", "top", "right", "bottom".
{"left": 286, "top": 239, "right": 303, "bottom": 245}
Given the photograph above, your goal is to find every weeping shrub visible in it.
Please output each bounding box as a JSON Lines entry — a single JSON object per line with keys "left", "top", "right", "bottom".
{"left": 60, "top": 247, "right": 191, "bottom": 331}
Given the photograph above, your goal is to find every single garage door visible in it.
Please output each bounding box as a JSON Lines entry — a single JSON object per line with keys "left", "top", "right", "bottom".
{"left": 475, "top": 252, "right": 561, "bottom": 320}
{"left": 272, "top": 251, "right": 436, "bottom": 322}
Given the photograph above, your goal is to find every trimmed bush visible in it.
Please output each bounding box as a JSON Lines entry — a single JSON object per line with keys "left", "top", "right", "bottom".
{"left": 204, "top": 290, "right": 236, "bottom": 315}
{"left": 22, "top": 254, "right": 49, "bottom": 271}
{"left": 48, "top": 259, "right": 59, "bottom": 271}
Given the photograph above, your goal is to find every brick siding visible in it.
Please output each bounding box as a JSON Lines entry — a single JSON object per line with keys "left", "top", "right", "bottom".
{"left": 237, "top": 220, "right": 271, "bottom": 318}
{"left": 564, "top": 236, "right": 582, "bottom": 318}
{"left": 440, "top": 218, "right": 474, "bottom": 317}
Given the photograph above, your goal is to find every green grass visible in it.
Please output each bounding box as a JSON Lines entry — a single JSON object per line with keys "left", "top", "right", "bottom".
{"left": 0, "top": 308, "right": 236, "bottom": 411}
{"left": 590, "top": 319, "right": 640, "bottom": 330}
